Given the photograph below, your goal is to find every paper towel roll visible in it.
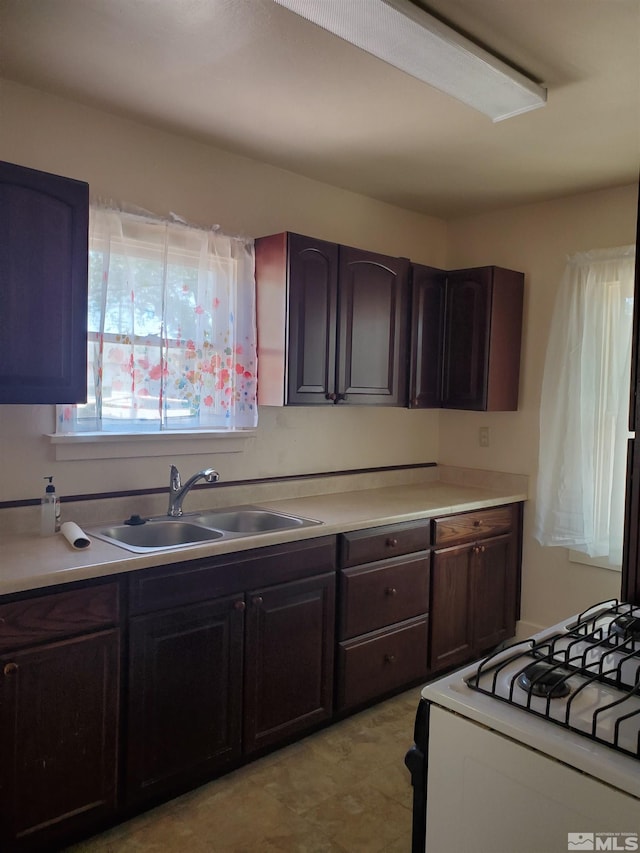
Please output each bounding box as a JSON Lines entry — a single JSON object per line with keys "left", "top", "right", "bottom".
{"left": 61, "top": 521, "right": 91, "bottom": 550}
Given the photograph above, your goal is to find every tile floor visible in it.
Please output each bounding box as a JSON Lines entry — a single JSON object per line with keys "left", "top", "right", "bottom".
{"left": 65, "top": 687, "right": 422, "bottom": 853}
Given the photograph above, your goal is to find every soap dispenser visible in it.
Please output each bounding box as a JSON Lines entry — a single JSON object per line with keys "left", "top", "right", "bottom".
{"left": 41, "top": 476, "right": 60, "bottom": 536}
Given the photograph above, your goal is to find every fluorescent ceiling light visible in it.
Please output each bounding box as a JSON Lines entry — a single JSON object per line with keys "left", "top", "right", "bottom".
{"left": 273, "top": 0, "right": 547, "bottom": 122}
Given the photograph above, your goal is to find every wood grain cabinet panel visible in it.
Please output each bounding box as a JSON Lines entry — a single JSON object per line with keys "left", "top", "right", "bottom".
{"left": 126, "top": 595, "right": 244, "bottom": 807}
{"left": 338, "top": 615, "right": 429, "bottom": 710}
{"left": 0, "top": 160, "right": 88, "bottom": 404}
{"left": 337, "top": 522, "right": 430, "bottom": 711}
{"left": 430, "top": 503, "right": 522, "bottom": 673}
{"left": 409, "top": 264, "right": 446, "bottom": 408}
{"left": 442, "top": 266, "right": 524, "bottom": 411}
{"left": 243, "top": 572, "right": 335, "bottom": 754}
{"left": 255, "top": 232, "right": 410, "bottom": 406}
{"left": 0, "top": 629, "right": 119, "bottom": 851}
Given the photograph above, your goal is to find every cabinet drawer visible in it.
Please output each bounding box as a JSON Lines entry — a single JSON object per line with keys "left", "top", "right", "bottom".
{"left": 130, "top": 536, "right": 336, "bottom": 615}
{"left": 433, "top": 505, "right": 514, "bottom": 548}
{"left": 337, "top": 615, "right": 428, "bottom": 710}
{"left": 0, "top": 582, "right": 119, "bottom": 652}
{"left": 339, "top": 521, "right": 430, "bottom": 568}
{"left": 339, "top": 554, "right": 429, "bottom": 640}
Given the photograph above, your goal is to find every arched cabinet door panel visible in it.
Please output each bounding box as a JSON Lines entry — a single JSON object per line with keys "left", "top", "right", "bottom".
{"left": 0, "top": 160, "right": 88, "bottom": 404}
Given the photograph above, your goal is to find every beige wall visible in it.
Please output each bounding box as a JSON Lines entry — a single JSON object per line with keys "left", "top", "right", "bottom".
{"left": 0, "top": 80, "right": 442, "bottom": 503}
{"left": 1, "top": 80, "right": 637, "bottom": 630}
{"left": 445, "top": 185, "right": 639, "bottom": 629}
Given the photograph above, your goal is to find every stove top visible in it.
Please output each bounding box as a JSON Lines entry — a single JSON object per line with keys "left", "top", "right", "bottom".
{"left": 465, "top": 600, "right": 640, "bottom": 759}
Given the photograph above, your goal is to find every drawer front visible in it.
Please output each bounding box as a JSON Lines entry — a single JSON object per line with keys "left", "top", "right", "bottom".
{"left": 0, "top": 582, "right": 119, "bottom": 652}
{"left": 337, "top": 615, "right": 429, "bottom": 710}
{"left": 433, "top": 505, "right": 514, "bottom": 548}
{"left": 339, "top": 521, "right": 430, "bottom": 568}
{"left": 129, "top": 536, "right": 336, "bottom": 615}
{"left": 339, "top": 553, "right": 429, "bottom": 640}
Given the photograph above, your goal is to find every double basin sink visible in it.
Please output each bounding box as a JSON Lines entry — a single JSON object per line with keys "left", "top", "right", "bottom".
{"left": 90, "top": 506, "right": 322, "bottom": 554}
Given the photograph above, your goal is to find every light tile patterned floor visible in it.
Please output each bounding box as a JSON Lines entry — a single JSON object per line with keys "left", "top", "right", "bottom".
{"left": 65, "top": 687, "right": 422, "bottom": 853}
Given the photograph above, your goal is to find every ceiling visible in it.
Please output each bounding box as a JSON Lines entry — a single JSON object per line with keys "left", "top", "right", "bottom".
{"left": 1, "top": 0, "right": 639, "bottom": 219}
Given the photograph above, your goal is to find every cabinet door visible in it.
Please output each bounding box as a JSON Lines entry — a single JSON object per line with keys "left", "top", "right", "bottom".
{"left": 244, "top": 572, "right": 335, "bottom": 753}
{"left": 287, "top": 233, "right": 339, "bottom": 404}
{"left": 409, "top": 264, "right": 446, "bottom": 408}
{"left": 429, "top": 544, "right": 474, "bottom": 672}
{"left": 0, "top": 160, "right": 88, "bottom": 404}
{"left": 126, "top": 595, "right": 244, "bottom": 806}
{"left": 441, "top": 268, "right": 491, "bottom": 410}
{"left": 0, "top": 630, "right": 119, "bottom": 850}
{"left": 472, "top": 533, "right": 518, "bottom": 653}
{"left": 337, "top": 246, "right": 410, "bottom": 405}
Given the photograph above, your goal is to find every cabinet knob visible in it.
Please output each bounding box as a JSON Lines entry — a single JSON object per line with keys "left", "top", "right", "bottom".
{"left": 412, "top": 398, "right": 419, "bottom": 407}
{"left": 336, "top": 393, "right": 346, "bottom": 402}
{"left": 234, "top": 600, "right": 246, "bottom": 611}
{"left": 3, "top": 662, "right": 18, "bottom": 676}
{"left": 480, "top": 545, "right": 486, "bottom": 553}
{"left": 384, "top": 654, "right": 396, "bottom": 664}
{"left": 325, "top": 392, "right": 337, "bottom": 401}
{"left": 386, "top": 537, "right": 398, "bottom": 548}
{"left": 252, "top": 596, "right": 264, "bottom": 607}
{"left": 385, "top": 587, "right": 398, "bottom": 596}
{"left": 473, "top": 519, "right": 482, "bottom": 527}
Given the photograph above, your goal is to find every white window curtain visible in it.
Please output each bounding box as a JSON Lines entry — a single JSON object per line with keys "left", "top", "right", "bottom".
{"left": 534, "top": 245, "right": 635, "bottom": 565}
{"left": 57, "top": 207, "right": 258, "bottom": 432}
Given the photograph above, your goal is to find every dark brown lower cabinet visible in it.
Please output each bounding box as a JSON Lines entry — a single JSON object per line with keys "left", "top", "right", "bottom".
{"left": 125, "top": 538, "right": 337, "bottom": 808}
{"left": 430, "top": 504, "right": 521, "bottom": 672}
{"left": 126, "top": 594, "right": 244, "bottom": 806}
{"left": 243, "top": 573, "right": 335, "bottom": 753}
{"left": 336, "top": 521, "right": 431, "bottom": 711}
{"left": 0, "top": 630, "right": 119, "bottom": 851}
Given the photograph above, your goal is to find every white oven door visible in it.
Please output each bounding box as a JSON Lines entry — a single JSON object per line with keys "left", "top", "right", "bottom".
{"left": 425, "top": 705, "right": 640, "bottom": 853}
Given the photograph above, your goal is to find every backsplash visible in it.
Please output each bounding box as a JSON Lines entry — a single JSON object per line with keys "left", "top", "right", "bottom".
{"left": 0, "top": 465, "right": 527, "bottom": 538}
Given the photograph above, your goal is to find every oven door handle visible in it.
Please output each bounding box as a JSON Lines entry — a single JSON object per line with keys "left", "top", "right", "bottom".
{"left": 404, "top": 698, "right": 430, "bottom": 853}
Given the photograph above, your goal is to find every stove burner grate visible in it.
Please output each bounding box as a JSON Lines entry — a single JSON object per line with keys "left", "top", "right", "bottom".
{"left": 465, "top": 634, "right": 640, "bottom": 759}
{"left": 516, "top": 661, "right": 572, "bottom": 698}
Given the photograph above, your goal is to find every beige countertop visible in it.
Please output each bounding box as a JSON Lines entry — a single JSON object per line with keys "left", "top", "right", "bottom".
{"left": 0, "top": 481, "right": 527, "bottom": 596}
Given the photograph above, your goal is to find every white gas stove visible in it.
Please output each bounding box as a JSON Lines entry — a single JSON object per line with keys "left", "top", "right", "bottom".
{"left": 405, "top": 600, "right": 640, "bottom": 853}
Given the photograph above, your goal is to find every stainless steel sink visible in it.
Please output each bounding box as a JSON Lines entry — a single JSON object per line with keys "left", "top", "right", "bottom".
{"left": 191, "top": 506, "right": 321, "bottom": 533}
{"left": 89, "top": 506, "right": 322, "bottom": 553}
{"left": 91, "top": 520, "right": 224, "bottom": 553}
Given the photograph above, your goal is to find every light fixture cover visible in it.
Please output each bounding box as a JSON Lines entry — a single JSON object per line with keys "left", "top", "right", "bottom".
{"left": 273, "top": 0, "right": 547, "bottom": 121}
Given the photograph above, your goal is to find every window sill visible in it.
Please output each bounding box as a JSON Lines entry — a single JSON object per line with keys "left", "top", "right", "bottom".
{"left": 568, "top": 549, "right": 621, "bottom": 573}
{"left": 47, "top": 430, "right": 257, "bottom": 461}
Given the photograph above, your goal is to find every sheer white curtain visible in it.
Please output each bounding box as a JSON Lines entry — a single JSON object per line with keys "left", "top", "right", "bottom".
{"left": 57, "top": 207, "right": 257, "bottom": 432}
{"left": 534, "top": 245, "right": 635, "bottom": 565}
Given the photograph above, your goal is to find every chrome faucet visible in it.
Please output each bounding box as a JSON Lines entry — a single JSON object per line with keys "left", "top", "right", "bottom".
{"left": 167, "top": 464, "right": 220, "bottom": 517}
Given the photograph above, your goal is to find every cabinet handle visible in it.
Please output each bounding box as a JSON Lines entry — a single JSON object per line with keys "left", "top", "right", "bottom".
{"left": 252, "top": 596, "right": 264, "bottom": 607}
{"left": 384, "top": 654, "right": 396, "bottom": 664}
{"left": 325, "top": 392, "right": 337, "bottom": 401}
{"left": 3, "top": 662, "right": 18, "bottom": 676}
{"left": 234, "top": 600, "right": 246, "bottom": 611}
{"left": 385, "top": 587, "right": 398, "bottom": 596}
{"left": 386, "top": 537, "right": 398, "bottom": 548}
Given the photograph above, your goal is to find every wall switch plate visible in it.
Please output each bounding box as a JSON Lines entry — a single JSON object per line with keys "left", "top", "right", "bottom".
{"left": 479, "top": 427, "right": 490, "bottom": 447}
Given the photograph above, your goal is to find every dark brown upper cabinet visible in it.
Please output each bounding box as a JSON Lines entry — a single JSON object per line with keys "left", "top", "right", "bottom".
{"left": 441, "top": 266, "right": 524, "bottom": 411}
{"left": 408, "top": 264, "right": 446, "bottom": 408}
{"left": 255, "top": 232, "right": 410, "bottom": 406}
{"left": 0, "top": 160, "right": 89, "bottom": 404}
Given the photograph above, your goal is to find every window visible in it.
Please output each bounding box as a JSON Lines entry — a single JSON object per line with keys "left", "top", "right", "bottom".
{"left": 534, "top": 245, "right": 636, "bottom": 569}
{"left": 57, "top": 208, "right": 257, "bottom": 434}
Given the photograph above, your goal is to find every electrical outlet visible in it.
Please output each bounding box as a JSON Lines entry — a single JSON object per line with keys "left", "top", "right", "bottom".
{"left": 479, "top": 427, "right": 490, "bottom": 447}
